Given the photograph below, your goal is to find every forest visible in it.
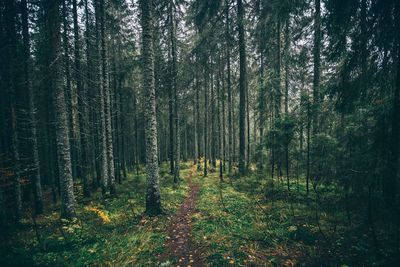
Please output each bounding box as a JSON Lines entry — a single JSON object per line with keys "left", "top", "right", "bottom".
{"left": 0, "top": 0, "right": 399, "bottom": 266}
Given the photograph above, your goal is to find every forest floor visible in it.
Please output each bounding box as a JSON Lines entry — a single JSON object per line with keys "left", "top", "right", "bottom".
{"left": 0, "top": 161, "right": 394, "bottom": 266}
{"left": 160, "top": 165, "right": 204, "bottom": 267}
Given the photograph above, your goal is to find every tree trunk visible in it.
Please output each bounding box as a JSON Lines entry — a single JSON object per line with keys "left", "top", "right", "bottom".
{"left": 306, "top": 93, "right": 311, "bottom": 195}
{"left": 194, "top": 75, "right": 198, "bottom": 165}
{"left": 285, "top": 20, "right": 290, "bottom": 191}
{"left": 48, "top": 0, "right": 76, "bottom": 218}
{"left": 85, "top": 0, "right": 99, "bottom": 189}
{"left": 99, "top": 0, "right": 116, "bottom": 195}
{"left": 184, "top": 122, "right": 188, "bottom": 162}
{"left": 5, "top": 0, "right": 22, "bottom": 221}
{"left": 221, "top": 54, "right": 227, "bottom": 172}
{"left": 169, "top": 0, "right": 180, "bottom": 183}
{"left": 134, "top": 90, "right": 139, "bottom": 175}
{"left": 21, "top": 0, "right": 44, "bottom": 213}
{"left": 62, "top": 0, "right": 78, "bottom": 182}
{"left": 217, "top": 61, "right": 223, "bottom": 180}
{"left": 111, "top": 40, "right": 121, "bottom": 184}
{"left": 204, "top": 59, "right": 209, "bottom": 177}
{"left": 169, "top": 44, "right": 175, "bottom": 174}
{"left": 247, "top": 72, "right": 251, "bottom": 169}
{"left": 211, "top": 73, "right": 216, "bottom": 168}
{"left": 385, "top": 0, "right": 400, "bottom": 204}
{"left": 275, "top": 20, "right": 282, "bottom": 181}
{"left": 299, "top": 76, "right": 305, "bottom": 190}
{"left": 73, "top": 0, "right": 90, "bottom": 197}
{"left": 45, "top": 97, "right": 58, "bottom": 204}
{"left": 237, "top": 0, "right": 247, "bottom": 174}
{"left": 94, "top": 0, "right": 108, "bottom": 194}
{"left": 196, "top": 71, "right": 202, "bottom": 171}
{"left": 258, "top": 52, "right": 265, "bottom": 171}
{"left": 226, "top": 0, "right": 233, "bottom": 174}
{"left": 140, "top": 0, "right": 163, "bottom": 216}
{"left": 313, "top": 0, "right": 321, "bottom": 133}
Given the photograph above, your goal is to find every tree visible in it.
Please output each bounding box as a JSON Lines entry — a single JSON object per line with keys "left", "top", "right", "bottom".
{"left": 211, "top": 71, "right": 216, "bottom": 168}
{"left": 100, "top": 0, "right": 116, "bottom": 195}
{"left": 225, "top": 1, "right": 233, "bottom": 175}
{"left": 47, "top": 0, "right": 76, "bottom": 218}
{"left": 313, "top": 0, "right": 321, "bottom": 133}
{"left": 237, "top": 0, "right": 247, "bottom": 174}
{"left": 73, "top": 0, "right": 90, "bottom": 197}
{"left": 4, "top": 0, "right": 22, "bottom": 221}
{"left": 140, "top": 0, "right": 163, "bottom": 216}
{"left": 62, "top": 0, "right": 78, "bottom": 182}
{"left": 21, "top": 0, "right": 43, "bottom": 213}
{"left": 203, "top": 55, "right": 209, "bottom": 177}
{"left": 196, "top": 62, "right": 202, "bottom": 171}
{"left": 169, "top": 0, "right": 180, "bottom": 183}
{"left": 386, "top": 0, "right": 400, "bottom": 204}
{"left": 94, "top": 0, "right": 109, "bottom": 195}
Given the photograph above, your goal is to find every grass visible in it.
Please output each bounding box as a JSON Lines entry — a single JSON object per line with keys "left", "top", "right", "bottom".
{"left": 190, "top": 164, "right": 392, "bottom": 267}
{"left": 1, "top": 162, "right": 191, "bottom": 267}
{"left": 1, "top": 161, "right": 397, "bottom": 266}
{"left": 191, "top": 169, "right": 306, "bottom": 267}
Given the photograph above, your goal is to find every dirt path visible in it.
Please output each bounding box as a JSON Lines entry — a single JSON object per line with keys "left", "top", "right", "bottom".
{"left": 161, "top": 168, "right": 203, "bottom": 267}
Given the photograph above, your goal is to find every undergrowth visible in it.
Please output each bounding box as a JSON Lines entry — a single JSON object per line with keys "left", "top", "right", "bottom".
{"left": 0, "top": 163, "right": 190, "bottom": 267}
{"left": 1, "top": 161, "right": 396, "bottom": 266}
{"left": 191, "top": 166, "right": 391, "bottom": 267}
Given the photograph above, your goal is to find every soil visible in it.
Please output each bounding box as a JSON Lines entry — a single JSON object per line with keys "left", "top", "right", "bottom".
{"left": 160, "top": 169, "right": 204, "bottom": 267}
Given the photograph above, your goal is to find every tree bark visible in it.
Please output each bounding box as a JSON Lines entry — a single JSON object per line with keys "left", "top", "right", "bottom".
{"left": 225, "top": 0, "right": 233, "bottom": 174}
{"left": 73, "top": 0, "right": 90, "bottom": 197}
{"left": 140, "top": 0, "right": 163, "bottom": 216}
{"left": 313, "top": 0, "right": 321, "bottom": 133}
{"left": 62, "top": 0, "right": 78, "bottom": 182}
{"left": 196, "top": 70, "right": 202, "bottom": 171}
{"left": 204, "top": 58, "right": 209, "bottom": 177}
{"left": 276, "top": 19, "right": 282, "bottom": 181}
{"left": 48, "top": 0, "right": 76, "bottom": 218}
{"left": 237, "top": 0, "right": 247, "bottom": 174}
{"left": 221, "top": 54, "right": 227, "bottom": 172}
{"left": 21, "top": 0, "right": 44, "bottom": 213}
{"left": 211, "top": 72, "right": 216, "bottom": 168}
{"left": 94, "top": 0, "right": 109, "bottom": 194}
{"left": 385, "top": 0, "right": 400, "bottom": 204}
{"left": 85, "top": 0, "right": 100, "bottom": 189}
{"left": 217, "top": 59, "right": 223, "bottom": 180}
{"left": 169, "top": 0, "right": 180, "bottom": 183}
{"left": 194, "top": 74, "right": 198, "bottom": 165}
{"left": 5, "top": 0, "right": 22, "bottom": 221}
{"left": 285, "top": 19, "right": 290, "bottom": 191}
{"left": 258, "top": 51, "right": 265, "bottom": 171}
{"left": 306, "top": 93, "right": 311, "bottom": 195}
{"left": 99, "top": 0, "right": 116, "bottom": 195}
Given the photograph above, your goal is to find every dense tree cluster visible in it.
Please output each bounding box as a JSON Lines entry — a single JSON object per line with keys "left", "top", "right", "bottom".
{"left": 0, "top": 0, "right": 399, "bottom": 261}
{"left": 0, "top": 0, "right": 138, "bottom": 219}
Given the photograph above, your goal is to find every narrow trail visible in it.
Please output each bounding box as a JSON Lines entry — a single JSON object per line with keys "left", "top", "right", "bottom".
{"left": 161, "top": 167, "right": 204, "bottom": 267}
